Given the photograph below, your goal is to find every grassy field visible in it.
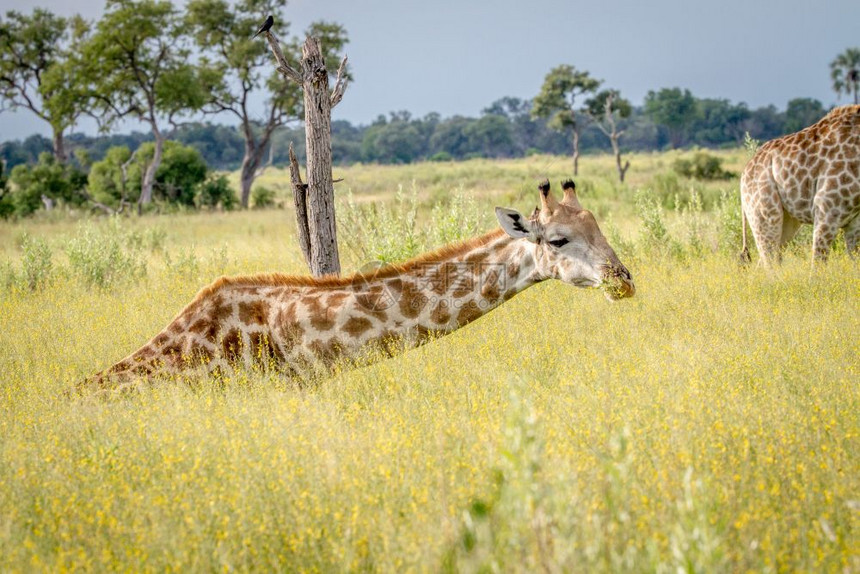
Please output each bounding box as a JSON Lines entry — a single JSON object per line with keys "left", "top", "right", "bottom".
{"left": 1, "top": 151, "right": 858, "bottom": 572}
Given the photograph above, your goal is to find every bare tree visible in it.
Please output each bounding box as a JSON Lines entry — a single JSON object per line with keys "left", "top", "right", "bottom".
{"left": 186, "top": 1, "right": 347, "bottom": 209}
{"left": 262, "top": 24, "right": 347, "bottom": 276}
{"left": 585, "top": 89, "right": 633, "bottom": 182}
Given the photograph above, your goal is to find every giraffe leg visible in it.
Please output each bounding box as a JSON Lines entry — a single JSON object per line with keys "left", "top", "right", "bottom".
{"left": 811, "top": 182, "right": 847, "bottom": 263}
{"left": 811, "top": 213, "right": 839, "bottom": 263}
{"left": 744, "top": 194, "right": 784, "bottom": 266}
{"left": 842, "top": 214, "right": 860, "bottom": 257}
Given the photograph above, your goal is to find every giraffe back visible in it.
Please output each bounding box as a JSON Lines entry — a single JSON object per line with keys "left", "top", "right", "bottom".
{"left": 741, "top": 105, "right": 860, "bottom": 224}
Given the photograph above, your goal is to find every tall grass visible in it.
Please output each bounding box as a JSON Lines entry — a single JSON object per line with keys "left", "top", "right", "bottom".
{"left": 1, "top": 152, "right": 857, "bottom": 572}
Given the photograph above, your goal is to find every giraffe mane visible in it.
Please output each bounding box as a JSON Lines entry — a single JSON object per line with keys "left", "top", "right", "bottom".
{"left": 189, "top": 228, "right": 507, "bottom": 302}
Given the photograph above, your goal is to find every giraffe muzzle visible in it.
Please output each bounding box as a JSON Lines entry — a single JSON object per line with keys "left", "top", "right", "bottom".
{"left": 601, "top": 265, "right": 635, "bottom": 300}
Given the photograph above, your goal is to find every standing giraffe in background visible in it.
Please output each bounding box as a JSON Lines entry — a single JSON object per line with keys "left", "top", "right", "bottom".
{"left": 75, "top": 180, "right": 634, "bottom": 394}
{"left": 740, "top": 105, "right": 860, "bottom": 264}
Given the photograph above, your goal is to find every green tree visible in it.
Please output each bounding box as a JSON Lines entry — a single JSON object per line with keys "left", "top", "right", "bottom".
{"left": 82, "top": 0, "right": 206, "bottom": 213}
{"left": 830, "top": 47, "right": 860, "bottom": 104}
{"left": 428, "top": 116, "right": 474, "bottom": 160}
{"left": 186, "top": 0, "right": 349, "bottom": 208}
{"left": 0, "top": 9, "right": 91, "bottom": 162}
{"left": 644, "top": 87, "right": 698, "bottom": 148}
{"left": 465, "top": 114, "right": 515, "bottom": 158}
{"left": 784, "top": 98, "right": 826, "bottom": 133}
{"left": 87, "top": 145, "right": 136, "bottom": 208}
{"left": 691, "top": 99, "right": 750, "bottom": 146}
{"left": 532, "top": 65, "right": 600, "bottom": 175}
{"left": 360, "top": 112, "right": 426, "bottom": 163}
{"left": 585, "top": 89, "right": 632, "bottom": 182}
{"left": 7, "top": 152, "right": 86, "bottom": 216}
{"left": 88, "top": 141, "right": 207, "bottom": 208}
{"left": 147, "top": 142, "right": 207, "bottom": 205}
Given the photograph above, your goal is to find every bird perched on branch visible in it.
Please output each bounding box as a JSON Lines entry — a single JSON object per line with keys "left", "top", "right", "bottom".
{"left": 253, "top": 15, "right": 274, "bottom": 38}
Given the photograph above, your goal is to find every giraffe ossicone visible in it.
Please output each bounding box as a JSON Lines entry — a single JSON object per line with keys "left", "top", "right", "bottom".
{"left": 75, "top": 179, "right": 634, "bottom": 395}
{"left": 740, "top": 104, "right": 860, "bottom": 264}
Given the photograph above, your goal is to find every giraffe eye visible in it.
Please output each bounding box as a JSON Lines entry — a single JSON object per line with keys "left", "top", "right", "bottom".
{"left": 548, "top": 238, "right": 569, "bottom": 248}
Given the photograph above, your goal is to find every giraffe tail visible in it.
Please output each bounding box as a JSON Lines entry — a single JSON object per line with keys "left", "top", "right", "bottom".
{"left": 738, "top": 192, "right": 752, "bottom": 266}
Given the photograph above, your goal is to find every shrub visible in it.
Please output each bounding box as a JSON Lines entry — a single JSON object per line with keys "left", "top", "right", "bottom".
{"left": 164, "top": 248, "right": 200, "bottom": 278}
{"left": 6, "top": 153, "right": 87, "bottom": 217}
{"left": 127, "top": 226, "right": 168, "bottom": 253}
{"left": 198, "top": 175, "right": 237, "bottom": 210}
{"left": 0, "top": 260, "right": 15, "bottom": 291}
{"left": 339, "top": 184, "right": 422, "bottom": 264}
{"left": 743, "top": 131, "right": 760, "bottom": 157}
{"left": 251, "top": 186, "right": 276, "bottom": 209}
{"left": 430, "top": 187, "right": 488, "bottom": 246}
{"left": 603, "top": 213, "right": 635, "bottom": 261}
{"left": 679, "top": 189, "right": 706, "bottom": 256}
{"left": 673, "top": 152, "right": 733, "bottom": 181}
{"left": 65, "top": 220, "right": 147, "bottom": 288}
{"left": 636, "top": 190, "right": 683, "bottom": 257}
{"left": 428, "top": 151, "right": 453, "bottom": 162}
{"left": 650, "top": 172, "right": 682, "bottom": 208}
{"left": 19, "top": 234, "right": 54, "bottom": 291}
{"left": 717, "top": 190, "right": 744, "bottom": 253}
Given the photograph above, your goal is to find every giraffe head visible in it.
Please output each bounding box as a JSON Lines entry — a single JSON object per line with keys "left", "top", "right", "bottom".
{"left": 495, "top": 179, "right": 635, "bottom": 300}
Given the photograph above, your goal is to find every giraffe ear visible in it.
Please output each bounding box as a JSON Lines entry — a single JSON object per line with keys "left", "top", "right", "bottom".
{"left": 496, "top": 207, "right": 539, "bottom": 242}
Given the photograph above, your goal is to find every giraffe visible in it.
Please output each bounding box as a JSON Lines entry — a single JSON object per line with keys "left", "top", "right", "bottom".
{"left": 74, "top": 179, "right": 634, "bottom": 394}
{"left": 740, "top": 104, "right": 860, "bottom": 264}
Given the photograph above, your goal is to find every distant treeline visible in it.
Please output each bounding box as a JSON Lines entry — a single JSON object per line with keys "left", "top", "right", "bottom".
{"left": 0, "top": 95, "right": 830, "bottom": 171}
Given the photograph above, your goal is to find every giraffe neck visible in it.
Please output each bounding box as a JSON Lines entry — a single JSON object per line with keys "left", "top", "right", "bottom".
{"left": 87, "top": 229, "right": 544, "bottom": 388}
{"left": 354, "top": 229, "right": 542, "bottom": 342}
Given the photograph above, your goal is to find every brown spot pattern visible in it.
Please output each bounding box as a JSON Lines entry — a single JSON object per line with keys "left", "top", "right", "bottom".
{"left": 239, "top": 300, "right": 269, "bottom": 326}
{"left": 343, "top": 316, "right": 373, "bottom": 338}
{"left": 222, "top": 329, "right": 242, "bottom": 360}
{"left": 456, "top": 299, "right": 483, "bottom": 325}
{"left": 465, "top": 250, "right": 489, "bottom": 265}
{"left": 304, "top": 296, "right": 336, "bottom": 331}
{"left": 431, "top": 301, "right": 451, "bottom": 325}
{"left": 399, "top": 281, "right": 429, "bottom": 319}
{"left": 326, "top": 292, "right": 350, "bottom": 307}
{"left": 210, "top": 297, "right": 233, "bottom": 323}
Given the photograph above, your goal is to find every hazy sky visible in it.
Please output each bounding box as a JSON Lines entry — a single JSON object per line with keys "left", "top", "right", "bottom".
{"left": 1, "top": 0, "right": 858, "bottom": 141}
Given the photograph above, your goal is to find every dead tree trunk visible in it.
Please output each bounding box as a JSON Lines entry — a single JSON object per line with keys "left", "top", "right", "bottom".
{"left": 264, "top": 31, "right": 347, "bottom": 276}
{"left": 589, "top": 92, "right": 630, "bottom": 183}
{"left": 610, "top": 133, "right": 630, "bottom": 182}
{"left": 571, "top": 126, "right": 580, "bottom": 176}
{"left": 288, "top": 143, "right": 312, "bottom": 265}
